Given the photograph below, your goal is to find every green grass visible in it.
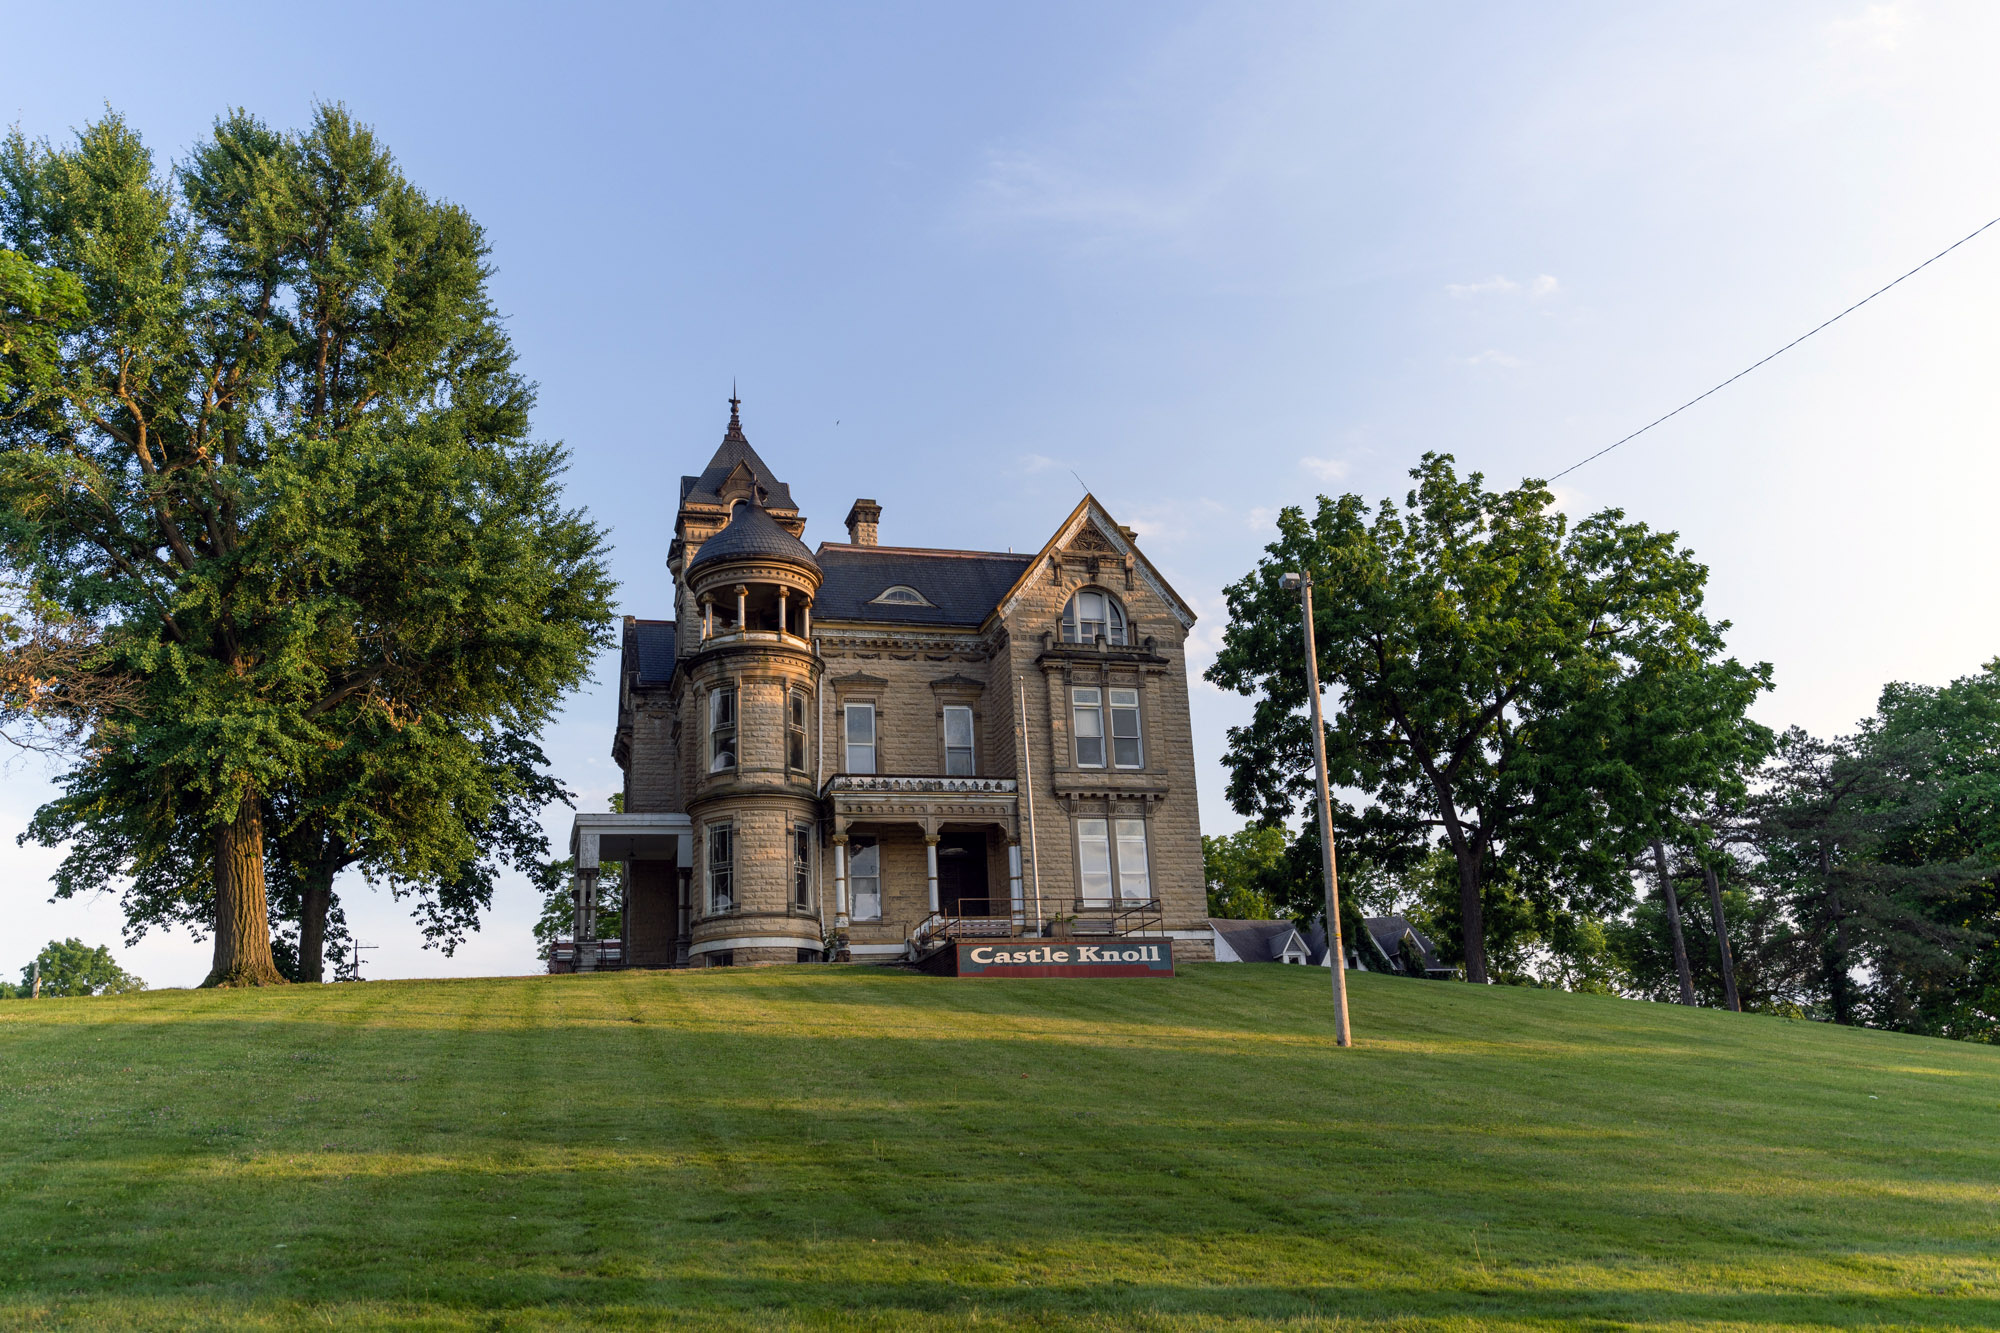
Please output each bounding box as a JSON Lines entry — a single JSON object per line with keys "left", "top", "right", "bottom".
{"left": 2, "top": 965, "right": 1997, "bottom": 1331}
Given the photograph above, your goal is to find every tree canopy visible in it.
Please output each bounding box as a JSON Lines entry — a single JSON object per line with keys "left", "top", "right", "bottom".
{"left": 0, "top": 105, "right": 614, "bottom": 985}
{"left": 1207, "top": 454, "right": 1756, "bottom": 983}
{"left": 3, "top": 938, "right": 145, "bottom": 997}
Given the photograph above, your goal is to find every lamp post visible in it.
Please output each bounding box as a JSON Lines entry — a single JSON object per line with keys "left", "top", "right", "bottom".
{"left": 1282, "top": 570, "right": 1352, "bottom": 1047}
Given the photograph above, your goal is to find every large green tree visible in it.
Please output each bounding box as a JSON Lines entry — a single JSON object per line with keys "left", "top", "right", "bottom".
{"left": 6, "top": 938, "right": 145, "bottom": 997}
{"left": 1208, "top": 454, "right": 1730, "bottom": 983}
{"left": 0, "top": 107, "right": 613, "bottom": 985}
{"left": 1866, "top": 662, "right": 2000, "bottom": 1036}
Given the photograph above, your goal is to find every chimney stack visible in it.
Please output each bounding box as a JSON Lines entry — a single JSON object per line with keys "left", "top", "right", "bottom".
{"left": 845, "top": 498, "right": 881, "bottom": 546}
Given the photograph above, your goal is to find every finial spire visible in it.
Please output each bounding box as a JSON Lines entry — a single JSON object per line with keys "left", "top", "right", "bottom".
{"left": 728, "top": 380, "right": 741, "bottom": 434}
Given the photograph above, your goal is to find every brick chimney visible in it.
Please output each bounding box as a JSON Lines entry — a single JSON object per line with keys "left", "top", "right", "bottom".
{"left": 844, "top": 499, "right": 881, "bottom": 546}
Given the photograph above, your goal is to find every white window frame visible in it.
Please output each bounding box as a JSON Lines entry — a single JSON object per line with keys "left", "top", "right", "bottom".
{"left": 849, "top": 836, "right": 882, "bottom": 920}
{"left": 793, "top": 823, "right": 813, "bottom": 911}
{"left": 1109, "top": 687, "right": 1143, "bottom": 769}
{"left": 707, "top": 822, "right": 735, "bottom": 913}
{"left": 1076, "top": 817, "right": 1114, "bottom": 902}
{"left": 844, "top": 701, "right": 877, "bottom": 774}
{"left": 1062, "top": 589, "right": 1127, "bottom": 646}
{"left": 788, "top": 689, "right": 810, "bottom": 771}
{"left": 1075, "top": 815, "right": 1152, "bottom": 904}
{"left": 709, "top": 686, "right": 737, "bottom": 773}
{"left": 943, "top": 704, "right": 975, "bottom": 777}
{"left": 1072, "top": 687, "right": 1105, "bottom": 768}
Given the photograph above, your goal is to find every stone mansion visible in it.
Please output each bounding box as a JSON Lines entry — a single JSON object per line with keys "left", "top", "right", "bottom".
{"left": 558, "top": 399, "right": 1208, "bottom": 968}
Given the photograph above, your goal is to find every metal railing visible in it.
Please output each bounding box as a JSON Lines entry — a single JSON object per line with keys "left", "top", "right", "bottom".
{"left": 910, "top": 895, "right": 1165, "bottom": 957}
{"left": 824, "top": 775, "right": 1018, "bottom": 795}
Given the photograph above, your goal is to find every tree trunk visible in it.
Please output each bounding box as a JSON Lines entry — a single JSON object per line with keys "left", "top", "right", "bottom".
{"left": 1651, "top": 838, "right": 1696, "bottom": 1006}
{"left": 1456, "top": 850, "right": 1487, "bottom": 984}
{"left": 298, "top": 872, "right": 335, "bottom": 984}
{"left": 1703, "top": 861, "right": 1740, "bottom": 1013}
{"left": 204, "top": 793, "right": 287, "bottom": 987}
{"left": 1819, "top": 846, "right": 1854, "bottom": 1025}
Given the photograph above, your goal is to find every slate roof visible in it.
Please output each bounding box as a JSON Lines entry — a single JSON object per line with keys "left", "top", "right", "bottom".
{"left": 1362, "top": 915, "right": 1452, "bottom": 977}
{"left": 688, "top": 502, "right": 820, "bottom": 574}
{"left": 633, "top": 620, "right": 676, "bottom": 686}
{"left": 678, "top": 424, "right": 797, "bottom": 511}
{"left": 1209, "top": 919, "right": 1308, "bottom": 964}
{"left": 813, "top": 545, "right": 1034, "bottom": 627}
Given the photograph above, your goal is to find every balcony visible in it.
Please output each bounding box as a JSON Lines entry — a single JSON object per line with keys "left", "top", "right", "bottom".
{"left": 823, "top": 775, "right": 1017, "bottom": 795}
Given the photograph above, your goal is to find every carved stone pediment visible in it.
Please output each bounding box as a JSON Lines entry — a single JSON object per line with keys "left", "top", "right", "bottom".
{"left": 928, "top": 673, "right": 985, "bottom": 694}
{"left": 831, "top": 671, "right": 889, "bottom": 688}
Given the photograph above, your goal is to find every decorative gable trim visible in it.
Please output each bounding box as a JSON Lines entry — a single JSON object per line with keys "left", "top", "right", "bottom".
{"left": 829, "top": 671, "right": 889, "bottom": 688}
{"left": 927, "top": 674, "right": 985, "bottom": 694}
{"left": 993, "top": 497, "right": 1196, "bottom": 630}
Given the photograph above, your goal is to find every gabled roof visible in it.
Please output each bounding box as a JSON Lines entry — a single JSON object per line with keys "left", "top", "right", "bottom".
{"left": 1365, "top": 915, "right": 1452, "bottom": 977}
{"left": 689, "top": 502, "right": 820, "bottom": 574}
{"left": 678, "top": 408, "right": 796, "bottom": 511}
{"left": 633, "top": 620, "right": 676, "bottom": 686}
{"left": 1209, "top": 919, "right": 1308, "bottom": 963}
{"left": 813, "top": 545, "right": 1033, "bottom": 626}
{"left": 995, "top": 495, "right": 1196, "bottom": 630}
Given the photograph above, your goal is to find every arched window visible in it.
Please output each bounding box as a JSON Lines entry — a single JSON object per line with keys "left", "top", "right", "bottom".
{"left": 869, "top": 584, "right": 932, "bottom": 606}
{"left": 1061, "top": 589, "right": 1126, "bottom": 645}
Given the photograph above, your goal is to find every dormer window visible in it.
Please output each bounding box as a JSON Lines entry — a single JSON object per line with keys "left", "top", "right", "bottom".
{"left": 1061, "top": 589, "right": 1126, "bottom": 645}
{"left": 870, "top": 585, "right": 932, "bottom": 607}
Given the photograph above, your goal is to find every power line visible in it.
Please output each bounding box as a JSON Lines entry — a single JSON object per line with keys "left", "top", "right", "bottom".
{"left": 1548, "top": 213, "right": 2000, "bottom": 482}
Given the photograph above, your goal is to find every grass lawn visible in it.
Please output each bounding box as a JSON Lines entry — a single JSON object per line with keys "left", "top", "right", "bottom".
{"left": 1, "top": 964, "right": 1997, "bottom": 1331}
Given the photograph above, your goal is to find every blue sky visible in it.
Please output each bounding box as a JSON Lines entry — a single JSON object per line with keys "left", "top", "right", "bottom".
{"left": 7, "top": 1, "right": 1999, "bottom": 986}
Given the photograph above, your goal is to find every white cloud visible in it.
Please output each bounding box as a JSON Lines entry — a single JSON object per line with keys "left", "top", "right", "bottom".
{"left": 1447, "top": 275, "right": 1520, "bottom": 298}
{"left": 1246, "top": 504, "right": 1279, "bottom": 533}
{"left": 1299, "top": 456, "right": 1349, "bottom": 483}
{"left": 1830, "top": 4, "right": 1905, "bottom": 53}
{"left": 1466, "top": 348, "right": 1524, "bottom": 368}
{"left": 1531, "top": 273, "right": 1560, "bottom": 298}
{"left": 1018, "top": 452, "right": 1062, "bottom": 474}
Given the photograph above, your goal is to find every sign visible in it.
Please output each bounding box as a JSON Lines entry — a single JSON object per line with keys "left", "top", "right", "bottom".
{"left": 955, "top": 939, "right": 1174, "bottom": 978}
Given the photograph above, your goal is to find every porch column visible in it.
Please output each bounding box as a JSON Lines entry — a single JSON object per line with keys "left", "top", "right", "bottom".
{"left": 832, "top": 833, "right": 850, "bottom": 928}
{"left": 702, "top": 596, "right": 713, "bottom": 640}
{"left": 676, "top": 867, "right": 692, "bottom": 965}
{"left": 925, "top": 835, "right": 941, "bottom": 915}
{"left": 1008, "top": 840, "right": 1024, "bottom": 926}
{"left": 778, "top": 587, "right": 789, "bottom": 634}
{"left": 801, "top": 602, "right": 811, "bottom": 637}
{"left": 735, "top": 584, "right": 748, "bottom": 629}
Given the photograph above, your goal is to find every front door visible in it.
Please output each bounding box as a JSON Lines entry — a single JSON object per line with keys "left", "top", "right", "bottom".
{"left": 936, "top": 831, "right": 989, "bottom": 914}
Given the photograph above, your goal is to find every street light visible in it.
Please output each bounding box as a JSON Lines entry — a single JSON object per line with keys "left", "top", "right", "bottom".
{"left": 1281, "top": 570, "right": 1353, "bottom": 1046}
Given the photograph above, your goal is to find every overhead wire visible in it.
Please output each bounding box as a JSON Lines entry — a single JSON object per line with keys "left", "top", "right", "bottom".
{"left": 1547, "top": 213, "right": 2000, "bottom": 481}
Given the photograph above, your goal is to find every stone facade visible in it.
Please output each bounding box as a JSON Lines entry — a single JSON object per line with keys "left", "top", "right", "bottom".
{"left": 601, "top": 399, "right": 1213, "bottom": 966}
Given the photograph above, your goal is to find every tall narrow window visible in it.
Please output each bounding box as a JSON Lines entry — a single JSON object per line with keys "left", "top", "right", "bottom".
{"left": 793, "top": 824, "right": 813, "bottom": 911}
{"left": 1109, "top": 688, "right": 1142, "bottom": 768}
{"left": 788, "top": 690, "right": 809, "bottom": 771}
{"left": 1076, "top": 818, "right": 1113, "bottom": 902}
{"left": 707, "top": 823, "right": 734, "bottom": 913}
{"left": 850, "top": 837, "right": 881, "bottom": 920}
{"left": 943, "top": 705, "right": 974, "bottom": 776}
{"left": 845, "top": 702, "right": 876, "bottom": 774}
{"left": 1061, "top": 590, "right": 1127, "bottom": 646}
{"left": 1114, "top": 818, "right": 1151, "bottom": 901}
{"left": 709, "top": 686, "right": 737, "bottom": 773}
{"left": 1072, "top": 688, "right": 1105, "bottom": 768}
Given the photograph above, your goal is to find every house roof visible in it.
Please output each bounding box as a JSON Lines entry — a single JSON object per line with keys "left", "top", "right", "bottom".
{"left": 688, "top": 501, "right": 820, "bottom": 574}
{"left": 678, "top": 407, "right": 796, "bottom": 511}
{"left": 633, "top": 620, "right": 676, "bottom": 686}
{"left": 1363, "top": 915, "right": 1451, "bottom": 976}
{"left": 992, "top": 495, "right": 1197, "bottom": 632}
{"left": 1209, "top": 919, "right": 1307, "bottom": 963}
{"left": 813, "top": 545, "right": 1033, "bottom": 627}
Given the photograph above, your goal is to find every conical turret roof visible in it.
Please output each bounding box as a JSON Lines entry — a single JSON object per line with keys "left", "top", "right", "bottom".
{"left": 689, "top": 501, "right": 820, "bottom": 575}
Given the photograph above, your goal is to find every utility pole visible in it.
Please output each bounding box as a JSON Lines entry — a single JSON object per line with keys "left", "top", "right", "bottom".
{"left": 1282, "top": 570, "right": 1352, "bottom": 1047}
{"left": 350, "top": 940, "right": 378, "bottom": 980}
